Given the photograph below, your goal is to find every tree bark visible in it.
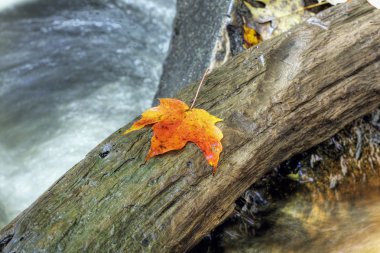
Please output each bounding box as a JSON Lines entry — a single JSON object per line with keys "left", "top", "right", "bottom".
{"left": 1, "top": 1, "right": 380, "bottom": 252}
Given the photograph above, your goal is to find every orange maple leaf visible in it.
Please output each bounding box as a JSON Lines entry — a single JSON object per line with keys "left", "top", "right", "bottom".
{"left": 123, "top": 98, "right": 223, "bottom": 171}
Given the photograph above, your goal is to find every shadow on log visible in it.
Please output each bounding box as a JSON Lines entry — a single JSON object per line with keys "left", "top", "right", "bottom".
{"left": 1, "top": 0, "right": 380, "bottom": 252}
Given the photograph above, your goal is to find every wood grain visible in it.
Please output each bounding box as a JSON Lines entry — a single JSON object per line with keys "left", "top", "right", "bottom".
{"left": 1, "top": 1, "right": 379, "bottom": 252}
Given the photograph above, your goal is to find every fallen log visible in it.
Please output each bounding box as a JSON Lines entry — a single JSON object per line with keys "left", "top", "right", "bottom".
{"left": 1, "top": 1, "right": 379, "bottom": 252}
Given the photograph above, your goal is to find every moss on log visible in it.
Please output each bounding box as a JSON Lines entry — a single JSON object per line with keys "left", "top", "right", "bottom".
{"left": 1, "top": 1, "right": 380, "bottom": 252}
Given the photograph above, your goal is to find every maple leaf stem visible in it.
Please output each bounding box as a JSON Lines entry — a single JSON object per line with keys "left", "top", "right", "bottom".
{"left": 190, "top": 68, "right": 210, "bottom": 110}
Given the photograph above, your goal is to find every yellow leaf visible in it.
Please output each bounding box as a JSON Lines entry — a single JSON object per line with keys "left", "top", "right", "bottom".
{"left": 243, "top": 24, "right": 262, "bottom": 48}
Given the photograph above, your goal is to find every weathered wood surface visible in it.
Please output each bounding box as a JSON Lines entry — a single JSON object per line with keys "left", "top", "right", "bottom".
{"left": 1, "top": 1, "right": 380, "bottom": 252}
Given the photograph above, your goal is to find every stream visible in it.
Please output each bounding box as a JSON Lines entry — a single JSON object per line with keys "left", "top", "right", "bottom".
{"left": 0, "top": 0, "right": 175, "bottom": 227}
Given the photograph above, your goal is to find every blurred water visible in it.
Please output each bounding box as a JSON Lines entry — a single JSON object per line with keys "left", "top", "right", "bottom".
{"left": 0, "top": 0, "right": 175, "bottom": 227}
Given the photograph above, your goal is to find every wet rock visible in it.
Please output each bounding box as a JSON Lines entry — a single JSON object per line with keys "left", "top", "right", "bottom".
{"left": 154, "top": 0, "right": 232, "bottom": 100}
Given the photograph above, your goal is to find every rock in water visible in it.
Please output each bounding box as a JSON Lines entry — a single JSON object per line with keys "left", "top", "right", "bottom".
{"left": 155, "top": 0, "right": 232, "bottom": 100}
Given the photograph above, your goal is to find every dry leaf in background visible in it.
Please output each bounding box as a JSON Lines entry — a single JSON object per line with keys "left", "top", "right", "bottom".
{"left": 243, "top": 24, "right": 262, "bottom": 48}
{"left": 243, "top": 0, "right": 304, "bottom": 39}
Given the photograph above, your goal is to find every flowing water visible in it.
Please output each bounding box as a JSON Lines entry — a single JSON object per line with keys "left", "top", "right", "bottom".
{"left": 0, "top": 0, "right": 175, "bottom": 228}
